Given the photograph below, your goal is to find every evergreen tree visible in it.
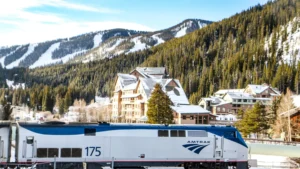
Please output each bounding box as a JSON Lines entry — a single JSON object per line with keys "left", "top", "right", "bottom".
{"left": 147, "top": 83, "right": 174, "bottom": 124}
{"left": 236, "top": 102, "right": 269, "bottom": 138}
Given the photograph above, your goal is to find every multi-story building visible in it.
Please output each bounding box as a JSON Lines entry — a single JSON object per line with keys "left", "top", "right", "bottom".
{"left": 112, "top": 67, "right": 216, "bottom": 124}
{"left": 199, "top": 83, "right": 281, "bottom": 116}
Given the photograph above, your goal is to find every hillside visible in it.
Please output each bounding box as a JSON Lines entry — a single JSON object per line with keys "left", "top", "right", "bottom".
{"left": 1, "top": 0, "right": 300, "bottom": 111}
{"left": 0, "top": 19, "right": 211, "bottom": 69}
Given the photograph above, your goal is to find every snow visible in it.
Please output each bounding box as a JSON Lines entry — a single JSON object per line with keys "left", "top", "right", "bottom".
{"left": 95, "top": 96, "right": 110, "bottom": 105}
{"left": 29, "top": 42, "right": 60, "bottom": 68}
{"left": 175, "top": 27, "right": 188, "bottom": 38}
{"left": 93, "top": 32, "right": 103, "bottom": 48}
{"left": 0, "top": 46, "right": 21, "bottom": 68}
{"left": 29, "top": 42, "right": 87, "bottom": 69}
{"left": 6, "top": 43, "right": 37, "bottom": 69}
{"left": 216, "top": 114, "right": 237, "bottom": 121}
{"left": 105, "top": 39, "right": 124, "bottom": 52}
{"left": 127, "top": 36, "right": 147, "bottom": 53}
{"left": 292, "top": 95, "right": 300, "bottom": 107}
{"left": 249, "top": 154, "right": 299, "bottom": 169}
{"left": 152, "top": 33, "right": 165, "bottom": 46}
{"left": 265, "top": 17, "right": 300, "bottom": 64}
{"left": 170, "top": 105, "right": 210, "bottom": 114}
{"left": 6, "top": 79, "right": 25, "bottom": 89}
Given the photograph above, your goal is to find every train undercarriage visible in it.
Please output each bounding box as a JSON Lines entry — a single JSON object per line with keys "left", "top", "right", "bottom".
{"left": 2, "top": 161, "right": 249, "bottom": 169}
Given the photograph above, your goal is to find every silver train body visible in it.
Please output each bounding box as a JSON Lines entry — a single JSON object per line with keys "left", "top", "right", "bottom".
{"left": 1, "top": 121, "right": 249, "bottom": 169}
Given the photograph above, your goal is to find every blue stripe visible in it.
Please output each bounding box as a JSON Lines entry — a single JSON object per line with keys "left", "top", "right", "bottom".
{"left": 20, "top": 124, "right": 247, "bottom": 148}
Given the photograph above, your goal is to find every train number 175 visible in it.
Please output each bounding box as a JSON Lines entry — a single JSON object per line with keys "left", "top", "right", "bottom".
{"left": 85, "top": 146, "right": 101, "bottom": 156}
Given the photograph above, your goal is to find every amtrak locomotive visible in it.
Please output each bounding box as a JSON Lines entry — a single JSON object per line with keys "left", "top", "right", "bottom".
{"left": 0, "top": 121, "right": 249, "bottom": 169}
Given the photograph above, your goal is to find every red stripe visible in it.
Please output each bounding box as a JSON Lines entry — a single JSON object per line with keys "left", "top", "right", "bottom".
{"left": 16, "top": 160, "right": 248, "bottom": 163}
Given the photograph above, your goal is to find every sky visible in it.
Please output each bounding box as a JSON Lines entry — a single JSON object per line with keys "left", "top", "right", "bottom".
{"left": 0, "top": 0, "right": 269, "bottom": 47}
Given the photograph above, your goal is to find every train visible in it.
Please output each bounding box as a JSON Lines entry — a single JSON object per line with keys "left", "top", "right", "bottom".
{"left": 0, "top": 121, "right": 249, "bottom": 169}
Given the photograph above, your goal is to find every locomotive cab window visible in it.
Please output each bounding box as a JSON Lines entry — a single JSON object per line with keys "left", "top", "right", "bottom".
{"left": 158, "top": 130, "right": 169, "bottom": 137}
{"left": 61, "top": 148, "right": 82, "bottom": 157}
{"left": 37, "top": 148, "right": 47, "bottom": 158}
{"left": 48, "top": 148, "right": 58, "bottom": 157}
{"left": 37, "top": 148, "right": 59, "bottom": 158}
{"left": 224, "top": 131, "right": 236, "bottom": 138}
{"left": 85, "top": 128, "right": 96, "bottom": 136}
{"left": 171, "top": 130, "right": 186, "bottom": 137}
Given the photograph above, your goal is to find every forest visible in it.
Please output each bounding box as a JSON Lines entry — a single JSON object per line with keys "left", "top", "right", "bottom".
{"left": 0, "top": 0, "right": 300, "bottom": 112}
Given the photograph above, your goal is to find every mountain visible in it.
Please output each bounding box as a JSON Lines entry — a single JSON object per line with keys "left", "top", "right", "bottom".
{"left": 1, "top": 0, "right": 300, "bottom": 111}
{"left": 0, "top": 29, "right": 146, "bottom": 69}
{"left": 0, "top": 19, "right": 212, "bottom": 69}
{"left": 74, "top": 19, "right": 212, "bottom": 63}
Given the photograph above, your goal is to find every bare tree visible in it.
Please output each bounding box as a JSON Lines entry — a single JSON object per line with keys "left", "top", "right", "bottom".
{"left": 272, "top": 88, "right": 295, "bottom": 141}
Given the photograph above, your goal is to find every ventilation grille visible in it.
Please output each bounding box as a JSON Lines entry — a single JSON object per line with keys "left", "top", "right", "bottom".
{"left": 188, "top": 130, "right": 208, "bottom": 137}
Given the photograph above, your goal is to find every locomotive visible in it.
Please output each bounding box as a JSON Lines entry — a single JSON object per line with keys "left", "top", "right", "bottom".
{"left": 0, "top": 121, "right": 249, "bottom": 169}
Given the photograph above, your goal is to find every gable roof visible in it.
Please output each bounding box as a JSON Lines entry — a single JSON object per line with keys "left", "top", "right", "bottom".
{"left": 246, "top": 84, "right": 270, "bottom": 94}
{"left": 131, "top": 67, "right": 166, "bottom": 78}
{"left": 116, "top": 73, "right": 137, "bottom": 89}
{"left": 138, "top": 78, "right": 189, "bottom": 105}
{"left": 171, "top": 105, "right": 211, "bottom": 114}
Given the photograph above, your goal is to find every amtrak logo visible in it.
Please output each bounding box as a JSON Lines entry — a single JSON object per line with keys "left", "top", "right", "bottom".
{"left": 182, "top": 142, "right": 209, "bottom": 154}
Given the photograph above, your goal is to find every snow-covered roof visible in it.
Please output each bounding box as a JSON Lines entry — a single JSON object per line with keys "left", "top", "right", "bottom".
{"left": 212, "top": 101, "right": 232, "bottom": 107}
{"left": 247, "top": 84, "right": 269, "bottom": 94}
{"left": 135, "top": 67, "right": 166, "bottom": 76}
{"left": 226, "top": 92, "right": 254, "bottom": 99}
{"left": 139, "top": 77, "right": 159, "bottom": 99}
{"left": 162, "top": 79, "right": 189, "bottom": 105}
{"left": 122, "top": 82, "right": 138, "bottom": 90}
{"left": 117, "top": 73, "right": 137, "bottom": 88}
{"left": 121, "top": 94, "right": 141, "bottom": 98}
{"left": 215, "top": 89, "right": 244, "bottom": 95}
{"left": 171, "top": 105, "right": 211, "bottom": 114}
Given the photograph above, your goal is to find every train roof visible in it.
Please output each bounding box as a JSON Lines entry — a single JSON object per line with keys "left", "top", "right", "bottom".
{"left": 16, "top": 121, "right": 237, "bottom": 131}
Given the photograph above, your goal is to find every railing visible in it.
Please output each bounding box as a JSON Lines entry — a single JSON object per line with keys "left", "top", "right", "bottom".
{"left": 245, "top": 138, "right": 300, "bottom": 146}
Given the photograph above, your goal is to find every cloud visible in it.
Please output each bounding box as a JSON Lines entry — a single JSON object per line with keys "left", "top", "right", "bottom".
{"left": 43, "top": 0, "right": 121, "bottom": 13}
{"left": 0, "top": 0, "right": 152, "bottom": 46}
{"left": 0, "top": 20, "right": 154, "bottom": 46}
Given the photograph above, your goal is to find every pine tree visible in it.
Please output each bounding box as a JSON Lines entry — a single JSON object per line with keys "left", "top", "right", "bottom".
{"left": 236, "top": 102, "right": 269, "bottom": 138}
{"left": 147, "top": 83, "right": 174, "bottom": 124}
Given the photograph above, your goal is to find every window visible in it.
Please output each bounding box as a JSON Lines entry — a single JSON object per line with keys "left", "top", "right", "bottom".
{"left": 224, "top": 131, "right": 236, "bottom": 138}
{"left": 222, "top": 108, "right": 225, "bottom": 112}
{"left": 85, "top": 128, "right": 96, "bottom": 136}
{"left": 26, "top": 136, "right": 34, "bottom": 144}
{"left": 190, "top": 116, "right": 194, "bottom": 120}
{"left": 188, "top": 130, "right": 208, "bottom": 137}
{"left": 170, "top": 130, "right": 186, "bottom": 137}
{"left": 182, "top": 115, "right": 186, "bottom": 120}
{"left": 158, "top": 130, "right": 169, "bottom": 137}
{"left": 72, "top": 148, "right": 82, "bottom": 157}
{"left": 48, "top": 148, "right": 58, "bottom": 157}
{"left": 37, "top": 148, "right": 47, "bottom": 158}
{"left": 61, "top": 148, "right": 82, "bottom": 158}
{"left": 217, "top": 107, "right": 220, "bottom": 111}
{"left": 61, "top": 148, "right": 71, "bottom": 157}
{"left": 37, "top": 148, "right": 58, "bottom": 158}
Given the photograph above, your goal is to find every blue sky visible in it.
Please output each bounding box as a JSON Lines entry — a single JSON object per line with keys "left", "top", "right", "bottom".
{"left": 0, "top": 0, "right": 268, "bottom": 46}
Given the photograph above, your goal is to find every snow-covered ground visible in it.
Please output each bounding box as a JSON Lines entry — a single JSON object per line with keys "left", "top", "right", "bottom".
{"left": 6, "top": 44, "right": 37, "bottom": 69}
{"left": 6, "top": 79, "right": 25, "bottom": 89}
{"left": 265, "top": 17, "right": 300, "bottom": 64}
{"left": 93, "top": 32, "right": 103, "bottom": 48}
